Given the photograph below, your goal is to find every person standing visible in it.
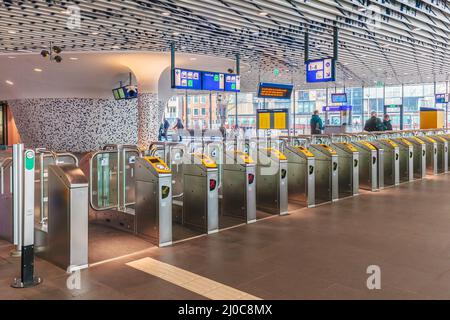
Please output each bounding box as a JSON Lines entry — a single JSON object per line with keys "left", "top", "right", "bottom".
{"left": 383, "top": 114, "right": 393, "bottom": 131}
{"left": 364, "top": 111, "right": 384, "bottom": 132}
{"left": 310, "top": 110, "right": 324, "bottom": 134}
{"left": 162, "top": 118, "right": 170, "bottom": 140}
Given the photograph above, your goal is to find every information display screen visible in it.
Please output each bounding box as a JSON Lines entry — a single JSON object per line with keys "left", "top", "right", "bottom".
{"left": 257, "top": 83, "right": 293, "bottom": 99}
{"left": 306, "top": 58, "right": 335, "bottom": 83}
{"left": 224, "top": 74, "right": 240, "bottom": 92}
{"left": 435, "top": 94, "right": 448, "bottom": 104}
{"left": 331, "top": 93, "right": 347, "bottom": 103}
{"left": 322, "top": 105, "right": 352, "bottom": 112}
{"left": 257, "top": 109, "right": 289, "bottom": 129}
{"left": 112, "top": 86, "right": 134, "bottom": 100}
{"left": 202, "top": 72, "right": 225, "bottom": 91}
{"left": 174, "top": 68, "right": 202, "bottom": 90}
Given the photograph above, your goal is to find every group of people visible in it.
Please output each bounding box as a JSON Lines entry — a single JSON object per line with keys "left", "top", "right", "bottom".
{"left": 158, "top": 118, "right": 184, "bottom": 141}
{"left": 309, "top": 110, "right": 393, "bottom": 134}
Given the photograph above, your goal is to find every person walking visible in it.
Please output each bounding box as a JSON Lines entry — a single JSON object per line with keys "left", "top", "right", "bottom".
{"left": 173, "top": 118, "right": 185, "bottom": 141}
{"left": 310, "top": 110, "right": 324, "bottom": 134}
{"left": 364, "top": 111, "right": 383, "bottom": 132}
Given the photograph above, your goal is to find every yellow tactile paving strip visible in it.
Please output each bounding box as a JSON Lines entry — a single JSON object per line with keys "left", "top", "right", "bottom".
{"left": 126, "top": 257, "right": 261, "bottom": 300}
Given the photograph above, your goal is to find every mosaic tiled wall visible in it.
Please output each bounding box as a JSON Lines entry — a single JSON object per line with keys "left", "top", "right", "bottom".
{"left": 8, "top": 94, "right": 163, "bottom": 152}
{"left": 7, "top": 98, "right": 139, "bottom": 152}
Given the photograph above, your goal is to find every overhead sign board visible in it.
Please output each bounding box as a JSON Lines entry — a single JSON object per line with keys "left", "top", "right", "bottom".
{"left": 257, "top": 109, "right": 289, "bottom": 130}
{"left": 322, "top": 105, "right": 352, "bottom": 112}
{"left": 306, "top": 58, "right": 336, "bottom": 83}
{"left": 173, "top": 68, "right": 240, "bottom": 92}
{"left": 435, "top": 94, "right": 448, "bottom": 104}
{"left": 257, "top": 83, "right": 294, "bottom": 99}
{"left": 331, "top": 93, "right": 347, "bottom": 104}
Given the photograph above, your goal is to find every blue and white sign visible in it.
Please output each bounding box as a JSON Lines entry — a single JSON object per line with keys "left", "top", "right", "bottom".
{"left": 435, "top": 94, "right": 448, "bottom": 104}
{"left": 322, "top": 105, "right": 352, "bottom": 112}
{"left": 306, "top": 58, "right": 335, "bottom": 83}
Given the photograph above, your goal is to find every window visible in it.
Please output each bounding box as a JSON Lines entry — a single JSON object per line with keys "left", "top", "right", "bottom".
{"left": 194, "top": 108, "right": 199, "bottom": 116}
{"left": 201, "top": 108, "right": 206, "bottom": 115}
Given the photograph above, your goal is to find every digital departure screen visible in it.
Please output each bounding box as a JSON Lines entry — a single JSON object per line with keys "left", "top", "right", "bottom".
{"left": 331, "top": 93, "right": 347, "bottom": 103}
{"left": 174, "top": 68, "right": 202, "bottom": 90}
{"left": 202, "top": 72, "right": 225, "bottom": 91}
{"left": 257, "top": 83, "right": 293, "bottom": 99}
{"left": 112, "top": 86, "right": 134, "bottom": 100}
{"left": 224, "top": 74, "right": 240, "bottom": 92}
{"left": 306, "top": 58, "right": 335, "bottom": 83}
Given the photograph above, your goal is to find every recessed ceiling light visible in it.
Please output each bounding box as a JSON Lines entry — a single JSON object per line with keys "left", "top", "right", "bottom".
{"left": 91, "top": 32, "right": 99, "bottom": 35}
{"left": 8, "top": 30, "right": 16, "bottom": 34}
{"left": 348, "top": 77, "right": 353, "bottom": 80}
{"left": 69, "top": 57, "right": 79, "bottom": 60}
{"left": 259, "top": 11, "right": 268, "bottom": 16}
{"left": 34, "top": 68, "right": 42, "bottom": 72}
{"left": 404, "top": 72, "right": 408, "bottom": 75}
{"left": 190, "top": 57, "right": 197, "bottom": 61}
{"left": 172, "top": 32, "right": 180, "bottom": 36}
{"left": 5, "top": 80, "right": 14, "bottom": 85}
{"left": 358, "top": 7, "right": 367, "bottom": 12}
{"left": 112, "top": 45, "right": 120, "bottom": 49}
{"left": 162, "top": 11, "right": 171, "bottom": 16}
{"left": 413, "top": 27, "right": 421, "bottom": 31}
{"left": 8, "top": 56, "right": 16, "bottom": 59}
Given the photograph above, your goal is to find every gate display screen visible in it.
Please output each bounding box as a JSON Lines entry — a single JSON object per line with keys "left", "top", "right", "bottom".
{"left": 174, "top": 68, "right": 202, "bottom": 90}
{"left": 331, "top": 93, "right": 347, "bottom": 103}
{"left": 202, "top": 72, "right": 225, "bottom": 91}
{"left": 306, "top": 58, "right": 336, "bottom": 83}
{"left": 257, "top": 83, "right": 293, "bottom": 99}
{"left": 224, "top": 74, "right": 240, "bottom": 92}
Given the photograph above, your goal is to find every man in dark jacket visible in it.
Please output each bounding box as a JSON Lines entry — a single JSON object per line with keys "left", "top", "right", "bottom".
{"left": 383, "top": 114, "right": 393, "bottom": 131}
{"left": 364, "top": 111, "right": 383, "bottom": 132}
{"left": 310, "top": 110, "right": 324, "bottom": 134}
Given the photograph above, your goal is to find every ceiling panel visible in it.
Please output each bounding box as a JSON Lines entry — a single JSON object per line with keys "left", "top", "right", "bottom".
{"left": 0, "top": 0, "right": 449, "bottom": 88}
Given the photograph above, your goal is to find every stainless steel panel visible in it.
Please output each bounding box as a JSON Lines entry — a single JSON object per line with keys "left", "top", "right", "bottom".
{"left": 47, "top": 165, "right": 89, "bottom": 270}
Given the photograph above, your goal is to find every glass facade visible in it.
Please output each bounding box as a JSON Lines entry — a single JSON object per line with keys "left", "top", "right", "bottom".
{"left": 164, "top": 81, "right": 450, "bottom": 134}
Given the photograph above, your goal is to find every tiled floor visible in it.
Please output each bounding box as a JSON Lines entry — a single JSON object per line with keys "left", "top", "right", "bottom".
{"left": 2, "top": 174, "right": 450, "bottom": 299}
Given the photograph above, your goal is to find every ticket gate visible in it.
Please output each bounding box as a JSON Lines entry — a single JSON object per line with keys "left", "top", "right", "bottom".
{"left": 403, "top": 136, "right": 427, "bottom": 179}
{"left": 183, "top": 153, "right": 219, "bottom": 234}
{"left": 438, "top": 133, "right": 450, "bottom": 170}
{"left": 135, "top": 157, "right": 172, "bottom": 247}
{"left": 391, "top": 138, "right": 414, "bottom": 183}
{"left": 369, "top": 139, "right": 399, "bottom": 188}
{"left": 351, "top": 140, "right": 378, "bottom": 191}
{"left": 283, "top": 145, "right": 315, "bottom": 208}
{"left": 330, "top": 141, "right": 359, "bottom": 198}
{"left": 427, "top": 135, "right": 448, "bottom": 174}
{"left": 221, "top": 150, "right": 256, "bottom": 223}
{"left": 307, "top": 144, "right": 339, "bottom": 203}
{"left": 419, "top": 136, "right": 438, "bottom": 175}
{"left": 256, "top": 148, "right": 288, "bottom": 215}
{"left": 46, "top": 164, "right": 89, "bottom": 271}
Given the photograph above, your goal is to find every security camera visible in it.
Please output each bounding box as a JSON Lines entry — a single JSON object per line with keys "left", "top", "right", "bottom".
{"left": 52, "top": 46, "right": 62, "bottom": 54}
{"left": 54, "top": 55, "right": 62, "bottom": 63}
{"left": 41, "top": 50, "right": 49, "bottom": 58}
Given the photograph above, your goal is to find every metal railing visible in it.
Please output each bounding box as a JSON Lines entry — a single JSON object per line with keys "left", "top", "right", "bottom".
{"left": 89, "top": 144, "right": 141, "bottom": 212}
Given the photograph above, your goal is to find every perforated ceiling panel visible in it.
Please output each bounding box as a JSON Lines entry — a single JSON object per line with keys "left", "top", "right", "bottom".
{"left": 0, "top": 0, "right": 449, "bottom": 87}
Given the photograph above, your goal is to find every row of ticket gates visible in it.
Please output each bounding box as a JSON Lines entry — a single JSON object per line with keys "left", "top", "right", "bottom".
{"left": 0, "top": 129, "right": 449, "bottom": 272}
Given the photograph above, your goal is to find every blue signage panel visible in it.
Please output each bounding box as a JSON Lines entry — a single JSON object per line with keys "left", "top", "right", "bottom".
{"left": 202, "top": 72, "right": 224, "bottom": 91}
{"left": 331, "top": 93, "right": 347, "bottom": 103}
{"left": 306, "top": 58, "right": 336, "bottom": 83}
{"left": 174, "top": 68, "right": 202, "bottom": 90}
{"left": 322, "top": 105, "right": 352, "bottom": 112}
{"left": 435, "top": 94, "right": 448, "bottom": 104}
{"left": 257, "top": 83, "right": 294, "bottom": 99}
{"left": 224, "top": 74, "right": 240, "bottom": 92}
